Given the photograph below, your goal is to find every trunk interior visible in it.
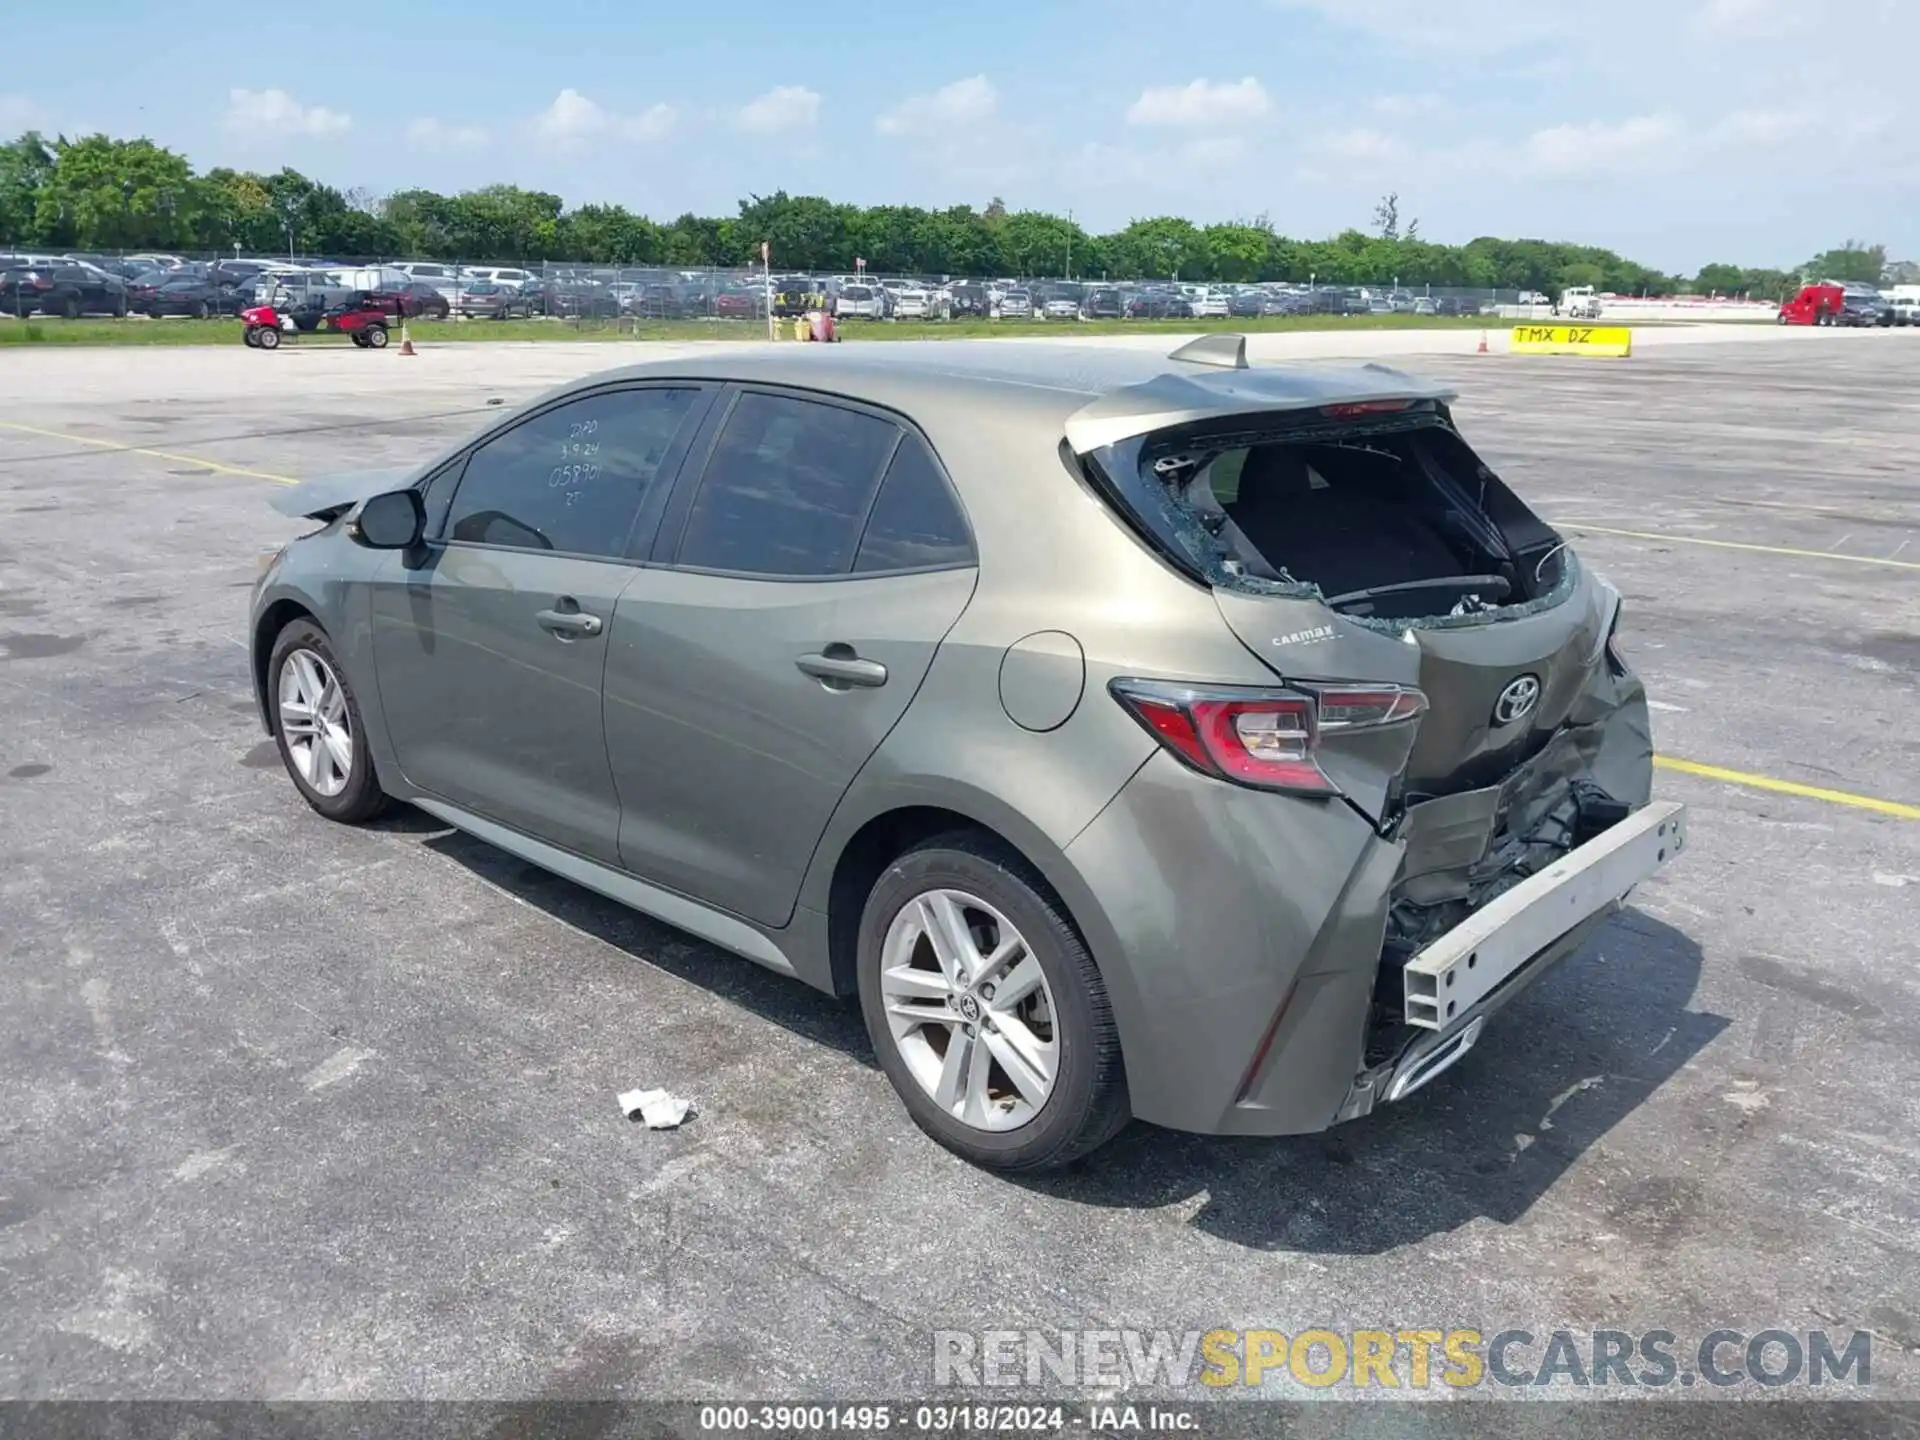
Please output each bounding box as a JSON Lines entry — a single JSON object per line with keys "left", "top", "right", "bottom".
{"left": 1171, "top": 421, "right": 1566, "bottom": 620}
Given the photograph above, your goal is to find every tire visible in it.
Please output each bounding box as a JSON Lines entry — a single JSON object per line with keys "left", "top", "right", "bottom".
{"left": 193, "top": 301, "right": 210, "bottom": 320}
{"left": 365, "top": 324, "right": 389, "bottom": 349}
{"left": 855, "top": 832, "right": 1130, "bottom": 1171}
{"left": 257, "top": 325, "right": 280, "bottom": 350}
{"left": 62, "top": 295, "right": 81, "bottom": 320}
{"left": 243, "top": 328, "right": 261, "bottom": 348}
{"left": 351, "top": 332, "right": 370, "bottom": 348}
{"left": 266, "top": 620, "right": 390, "bottom": 824}
{"left": 113, "top": 296, "right": 128, "bottom": 318}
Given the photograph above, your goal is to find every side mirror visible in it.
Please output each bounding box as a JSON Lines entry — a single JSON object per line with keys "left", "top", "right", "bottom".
{"left": 350, "top": 489, "right": 426, "bottom": 549}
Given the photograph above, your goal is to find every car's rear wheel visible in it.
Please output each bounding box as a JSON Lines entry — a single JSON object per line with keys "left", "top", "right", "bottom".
{"left": 267, "top": 621, "right": 389, "bottom": 824}
{"left": 365, "top": 324, "right": 389, "bottom": 348}
{"left": 856, "top": 834, "right": 1129, "bottom": 1171}
{"left": 257, "top": 325, "right": 280, "bottom": 350}
{"left": 243, "top": 328, "right": 261, "bottom": 347}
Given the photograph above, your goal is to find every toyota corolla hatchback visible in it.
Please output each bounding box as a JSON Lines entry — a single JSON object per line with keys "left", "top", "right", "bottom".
{"left": 251, "top": 336, "right": 1684, "bottom": 1171}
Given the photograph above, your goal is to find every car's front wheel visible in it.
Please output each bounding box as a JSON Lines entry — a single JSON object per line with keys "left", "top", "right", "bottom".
{"left": 856, "top": 833, "right": 1130, "bottom": 1171}
{"left": 267, "top": 620, "right": 389, "bottom": 823}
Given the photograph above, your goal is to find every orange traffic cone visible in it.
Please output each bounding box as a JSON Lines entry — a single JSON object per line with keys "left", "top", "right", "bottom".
{"left": 399, "top": 321, "right": 416, "bottom": 356}
{"left": 1477, "top": 331, "right": 1489, "bottom": 354}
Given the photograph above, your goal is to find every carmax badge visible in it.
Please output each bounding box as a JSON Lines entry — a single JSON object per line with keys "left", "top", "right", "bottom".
{"left": 1493, "top": 674, "right": 1542, "bottom": 726}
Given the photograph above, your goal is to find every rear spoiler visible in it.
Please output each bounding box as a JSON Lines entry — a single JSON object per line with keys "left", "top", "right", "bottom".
{"left": 1063, "top": 340, "right": 1458, "bottom": 454}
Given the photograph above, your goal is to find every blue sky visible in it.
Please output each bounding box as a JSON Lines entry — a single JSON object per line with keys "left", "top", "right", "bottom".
{"left": 3, "top": 0, "right": 1913, "bottom": 271}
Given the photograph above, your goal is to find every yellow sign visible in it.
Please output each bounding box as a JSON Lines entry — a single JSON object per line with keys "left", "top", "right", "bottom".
{"left": 1509, "top": 323, "right": 1632, "bottom": 357}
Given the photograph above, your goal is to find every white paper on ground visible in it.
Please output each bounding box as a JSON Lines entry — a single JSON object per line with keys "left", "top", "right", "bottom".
{"left": 618, "top": 1087, "right": 694, "bottom": 1129}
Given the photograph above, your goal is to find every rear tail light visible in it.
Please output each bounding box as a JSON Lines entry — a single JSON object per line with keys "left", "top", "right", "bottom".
{"left": 1110, "top": 678, "right": 1427, "bottom": 796}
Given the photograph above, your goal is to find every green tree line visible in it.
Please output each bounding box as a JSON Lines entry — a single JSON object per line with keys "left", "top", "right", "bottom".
{"left": 0, "top": 130, "right": 1893, "bottom": 297}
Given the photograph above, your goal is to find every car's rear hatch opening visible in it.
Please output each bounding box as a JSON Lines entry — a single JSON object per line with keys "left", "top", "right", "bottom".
{"left": 1070, "top": 370, "right": 1633, "bottom": 821}
{"left": 1118, "top": 399, "right": 1573, "bottom": 624}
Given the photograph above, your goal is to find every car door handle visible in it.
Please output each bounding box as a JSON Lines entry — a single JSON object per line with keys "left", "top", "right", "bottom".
{"left": 796, "top": 651, "right": 888, "bottom": 687}
{"left": 536, "top": 607, "right": 603, "bottom": 638}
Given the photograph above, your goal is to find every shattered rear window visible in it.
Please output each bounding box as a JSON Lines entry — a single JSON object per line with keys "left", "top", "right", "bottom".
{"left": 1082, "top": 409, "right": 1578, "bottom": 632}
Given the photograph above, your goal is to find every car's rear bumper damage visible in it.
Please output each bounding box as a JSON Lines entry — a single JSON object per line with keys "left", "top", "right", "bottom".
{"left": 1065, "top": 697, "right": 1679, "bottom": 1138}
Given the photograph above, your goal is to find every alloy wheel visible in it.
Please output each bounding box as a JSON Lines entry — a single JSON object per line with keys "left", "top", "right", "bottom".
{"left": 878, "top": 888, "right": 1059, "bottom": 1132}
{"left": 277, "top": 648, "right": 353, "bottom": 798}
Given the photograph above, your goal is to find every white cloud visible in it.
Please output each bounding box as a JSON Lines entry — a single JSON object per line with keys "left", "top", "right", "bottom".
{"left": 225, "top": 88, "right": 350, "bottom": 138}
{"left": 1127, "top": 78, "right": 1271, "bottom": 128}
{"left": 1525, "top": 113, "right": 1682, "bottom": 174}
{"left": 531, "top": 88, "right": 677, "bottom": 148}
{"left": 407, "top": 117, "right": 488, "bottom": 151}
{"left": 876, "top": 76, "right": 997, "bottom": 136}
{"left": 736, "top": 85, "right": 821, "bottom": 134}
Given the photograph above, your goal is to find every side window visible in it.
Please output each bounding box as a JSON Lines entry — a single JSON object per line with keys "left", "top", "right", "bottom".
{"left": 444, "top": 388, "right": 700, "bottom": 558}
{"left": 675, "top": 392, "right": 899, "bottom": 577}
{"left": 853, "top": 434, "right": 974, "bottom": 572}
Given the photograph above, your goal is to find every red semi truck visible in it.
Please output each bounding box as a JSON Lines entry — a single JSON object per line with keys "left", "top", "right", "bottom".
{"left": 1776, "top": 282, "right": 1844, "bottom": 325}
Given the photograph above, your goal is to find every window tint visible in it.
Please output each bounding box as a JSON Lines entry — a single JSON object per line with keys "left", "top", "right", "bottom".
{"left": 445, "top": 387, "right": 698, "bottom": 558}
{"left": 853, "top": 435, "right": 973, "bottom": 572}
{"left": 676, "top": 393, "right": 898, "bottom": 577}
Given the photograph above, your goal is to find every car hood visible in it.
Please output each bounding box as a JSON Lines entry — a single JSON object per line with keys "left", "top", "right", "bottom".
{"left": 269, "top": 466, "right": 421, "bottom": 521}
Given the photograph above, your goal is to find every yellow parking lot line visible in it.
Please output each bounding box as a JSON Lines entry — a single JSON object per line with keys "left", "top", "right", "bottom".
{"left": 1656, "top": 756, "right": 1920, "bottom": 820}
{"left": 1560, "top": 522, "right": 1920, "bottom": 572}
{"left": 0, "top": 419, "right": 298, "bottom": 486}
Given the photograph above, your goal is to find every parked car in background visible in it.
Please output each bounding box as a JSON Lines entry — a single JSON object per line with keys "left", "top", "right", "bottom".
{"left": 893, "top": 286, "right": 939, "bottom": 319}
{"left": 712, "top": 285, "right": 763, "bottom": 318}
{"left": 453, "top": 282, "right": 529, "bottom": 319}
{"left": 770, "top": 277, "right": 816, "bottom": 318}
{"left": 141, "top": 275, "right": 250, "bottom": 317}
{"left": 1837, "top": 288, "right": 1893, "bottom": 327}
{"left": 1413, "top": 296, "right": 1438, "bottom": 315}
{"left": 1081, "top": 287, "right": 1124, "bottom": 320}
{"left": 0, "top": 261, "right": 129, "bottom": 317}
{"left": 999, "top": 288, "right": 1034, "bottom": 319}
{"left": 1189, "top": 289, "right": 1230, "bottom": 319}
{"left": 836, "top": 283, "right": 886, "bottom": 319}
{"left": 360, "top": 281, "right": 451, "bottom": 320}
{"left": 1227, "top": 288, "right": 1266, "bottom": 319}
{"left": 948, "top": 281, "right": 989, "bottom": 318}
{"left": 626, "top": 284, "right": 686, "bottom": 319}
{"left": 544, "top": 281, "right": 620, "bottom": 318}
{"left": 1891, "top": 296, "right": 1920, "bottom": 327}
{"left": 1125, "top": 290, "right": 1191, "bottom": 319}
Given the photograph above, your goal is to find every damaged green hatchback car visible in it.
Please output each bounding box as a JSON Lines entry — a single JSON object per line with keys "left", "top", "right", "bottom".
{"left": 250, "top": 335, "right": 1685, "bottom": 1171}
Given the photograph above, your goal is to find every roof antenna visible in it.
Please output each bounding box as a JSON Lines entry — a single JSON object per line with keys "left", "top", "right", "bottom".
{"left": 1169, "top": 334, "right": 1248, "bottom": 369}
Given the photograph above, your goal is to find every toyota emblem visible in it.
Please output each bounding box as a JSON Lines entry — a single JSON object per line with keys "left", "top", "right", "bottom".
{"left": 1493, "top": 674, "right": 1542, "bottom": 726}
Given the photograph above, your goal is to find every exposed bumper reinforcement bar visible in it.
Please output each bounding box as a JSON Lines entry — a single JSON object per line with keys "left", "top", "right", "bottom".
{"left": 1401, "top": 800, "right": 1687, "bottom": 1032}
